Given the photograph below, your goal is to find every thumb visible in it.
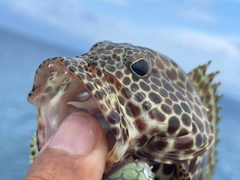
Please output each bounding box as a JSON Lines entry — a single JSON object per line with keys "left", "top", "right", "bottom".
{"left": 25, "top": 113, "right": 108, "bottom": 180}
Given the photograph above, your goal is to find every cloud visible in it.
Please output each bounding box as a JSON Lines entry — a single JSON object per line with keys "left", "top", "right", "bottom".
{"left": 173, "top": 29, "right": 240, "bottom": 58}
{"left": 1, "top": 0, "right": 240, "bottom": 98}
{"left": 2, "top": 0, "right": 239, "bottom": 59}
{"left": 179, "top": 8, "right": 216, "bottom": 23}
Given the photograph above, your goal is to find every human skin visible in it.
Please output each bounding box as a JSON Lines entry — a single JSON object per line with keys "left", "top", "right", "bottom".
{"left": 25, "top": 113, "right": 108, "bottom": 180}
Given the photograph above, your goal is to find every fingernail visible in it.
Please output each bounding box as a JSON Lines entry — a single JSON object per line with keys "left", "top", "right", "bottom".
{"left": 49, "top": 113, "right": 96, "bottom": 155}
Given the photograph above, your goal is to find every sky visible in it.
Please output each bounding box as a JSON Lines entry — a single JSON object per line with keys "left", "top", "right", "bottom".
{"left": 0, "top": 0, "right": 240, "bottom": 99}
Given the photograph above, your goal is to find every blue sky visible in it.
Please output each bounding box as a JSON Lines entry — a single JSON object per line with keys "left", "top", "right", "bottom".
{"left": 1, "top": 0, "right": 240, "bottom": 99}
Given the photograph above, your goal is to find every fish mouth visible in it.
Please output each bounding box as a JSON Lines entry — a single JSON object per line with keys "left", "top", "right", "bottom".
{"left": 28, "top": 62, "right": 116, "bottom": 152}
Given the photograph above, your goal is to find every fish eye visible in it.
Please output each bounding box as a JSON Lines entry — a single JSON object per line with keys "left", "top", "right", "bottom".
{"left": 130, "top": 58, "right": 149, "bottom": 77}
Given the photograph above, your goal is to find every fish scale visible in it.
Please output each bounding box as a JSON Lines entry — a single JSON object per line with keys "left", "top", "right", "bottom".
{"left": 28, "top": 41, "right": 221, "bottom": 180}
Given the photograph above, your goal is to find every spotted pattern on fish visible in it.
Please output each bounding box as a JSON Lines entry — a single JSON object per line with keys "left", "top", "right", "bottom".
{"left": 28, "top": 41, "right": 221, "bottom": 179}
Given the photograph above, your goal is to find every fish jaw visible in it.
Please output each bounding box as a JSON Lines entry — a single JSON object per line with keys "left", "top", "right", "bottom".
{"left": 28, "top": 58, "right": 113, "bottom": 151}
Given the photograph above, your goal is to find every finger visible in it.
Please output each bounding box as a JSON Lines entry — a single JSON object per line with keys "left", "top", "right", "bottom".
{"left": 25, "top": 112, "right": 108, "bottom": 180}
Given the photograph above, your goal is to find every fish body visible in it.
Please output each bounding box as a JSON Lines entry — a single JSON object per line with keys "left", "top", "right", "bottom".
{"left": 28, "top": 41, "right": 220, "bottom": 179}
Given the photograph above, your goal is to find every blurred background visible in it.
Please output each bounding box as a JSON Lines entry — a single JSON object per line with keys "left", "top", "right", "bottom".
{"left": 0, "top": 0, "right": 239, "bottom": 179}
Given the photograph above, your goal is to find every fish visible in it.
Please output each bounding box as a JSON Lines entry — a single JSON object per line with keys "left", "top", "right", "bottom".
{"left": 28, "top": 41, "right": 221, "bottom": 180}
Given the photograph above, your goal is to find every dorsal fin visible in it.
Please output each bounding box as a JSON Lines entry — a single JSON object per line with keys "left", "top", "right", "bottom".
{"left": 29, "top": 133, "right": 39, "bottom": 163}
{"left": 187, "top": 61, "right": 221, "bottom": 179}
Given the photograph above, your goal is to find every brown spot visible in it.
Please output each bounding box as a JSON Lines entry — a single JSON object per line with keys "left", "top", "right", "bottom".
{"left": 127, "top": 50, "right": 133, "bottom": 55}
{"left": 188, "top": 158, "right": 198, "bottom": 174}
{"left": 195, "top": 134, "right": 203, "bottom": 147}
{"left": 130, "top": 83, "right": 139, "bottom": 92}
{"left": 107, "top": 111, "right": 120, "bottom": 124}
{"left": 146, "top": 50, "right": 155, "bottom": 59}
{"left": 169, "top": 93, "right": 178, "bottom": 102}
{"left": 137, "top": 135, "right": 148, "bottom": 146}
{"left": 132, "top": 75, "right": 140, "bottom": 82}
{"left": 178, "top": 128, "right": 189, "bottom": 136}
{"left": 166, "top": 68, "right": 177, "bottom": 80}
{"left": 176, "top": 91, "right": 185, "bottom": 101}
{"left": 181, "top": 113, "right": 191, "bottom": 126}
{"left": 94, "top": 91, "right": 103, "bottom": 100}
{"left": 106, "top": 65, "right": 116, "bottom": 72}
{"left": 121, "top": 88, "right": 132, "bottom": 99}
{"left": 156, "top": 58, "right": 165, "bottom": 69}
{"left": 181, "top": 102, "right": 191, "bottom": 113}
{"left": 163, "top": 81, "right": 174, "bottom": 92}
{"left": 64, "top": 60, "right": 71, "bottom": 66}
{"left": 134, "top": 92, "right": 146, "bottom": 102}
{"left": 118, "top": 96, "right": 125, "bottom": 105}
{"left": 178, "top": 70, "right": 186, "bottom": 82}
{"left": 177, "top": 81, "right": 185, "bottom": 90}
{"left": 122, "top": 128, "right": 128, "bottom": 143}
{"left": 165, "top": 98, "right": 172, "bottom": 106}
{"left": 194, "top": 105, "right": 203, "bottom": 118}
{"left": 152, "top": 68, "right": 161, "bottom": 78}
{"left": 108, "top": 76, "right": 115, "bottom": 84}
{"left": 173, "top": 104, "right": 182, "bottom": 115}
{"left": 69, "top": 66, "right": 77, "bottom": 72}
{"left": 31, "top": 151, "right": 36, "bottom": 156}
{"left": 85, "top": 83, "right": 94, "bottom": 91}
{"left": 167, "top": 116, "right": 180, "bottom": 134}
{"left": 135, "top": 119, "right": 147, "bottom": 132}
{"left": 106, "top": 45, "right": 114, "bottom": 50}
{"left": 100, "top": 54, "right": 107, "bottom": 60}
{"left": 159, "top": 88, "right": 168, "bottom": 98}
{"left": 193, "top": 115, "right": 204, "bottom": 131}
{"left": 99, "top": 104, "right": 106, "bottom": 111}
{"left": 203, "top": 134, "right": 207, "bottom": 144}
{"left": 149, "top": 108, "right": 166, "bottom": 122}
{"left": 142, "top": 101, "right": 152, "bottom": 111}
{"left": 123, "top": 76, "right": 131, "bottom": 86}
{"left": 133, "top": 49, "right": 140, "bottom": 53}
{"left": 116, "top": 81, "right": 122, "bottom": 90}
{"left": 186, "top": 80, "right": 194, "bottom": 92}
{"left": 150, "top": 84, "right": 158, "bottom": 92}
{"left": 155, "top": 138, "right": 168, "bottom": 151}
{"left": 161, "top": 55, "right": 171, "bottom": 66}
{"left": 149, "top": 92, "right": 162, "bottom": 104}
{"left": 77, "top": 73, "right": 84, "bottom": 79}
{"left": 186, "top": 92, "right": 193, "bottom": 101}
{"left": 150, "top": 127, "right": 160, "bottom": 135}
{"left": 150, "top": 77, "right": 162, "bottom": 87}
{"left": 111, "top": 127, "right": 120, "bottom": 137}
{"left": 192, "top": 122, "right": 197, "bottom": 134}
{"left": 95, "top": 79, "right": 103, "bottom": 86}
{"left": 77, "top": 66, "right": 84, "bottom": 73}
{"left": 99, "top": 60, "right": 106, "bottom": 68}
{"left": 126, "top": 102, "right": 141, "bottom": 117}
{"left": 140, "top": 82, "right": 150, "bottom": 91}
{"left": 161, "top": 104, "right": 172, "bottom": 114}
{"left": 174, "top": 137, "right": 193, "bottom": 150}
{"left": 115, "top": 71, "right": 123, "bottom": 79}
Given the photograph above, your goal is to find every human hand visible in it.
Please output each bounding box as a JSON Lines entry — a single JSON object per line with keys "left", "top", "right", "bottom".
{"left": 25, "top": 113, "right": 108, "bottom": 180}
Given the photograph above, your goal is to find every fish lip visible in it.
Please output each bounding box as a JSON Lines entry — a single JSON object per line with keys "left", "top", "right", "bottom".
{"left": 29, "top": 63, "right": 115, "bottom": 152}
